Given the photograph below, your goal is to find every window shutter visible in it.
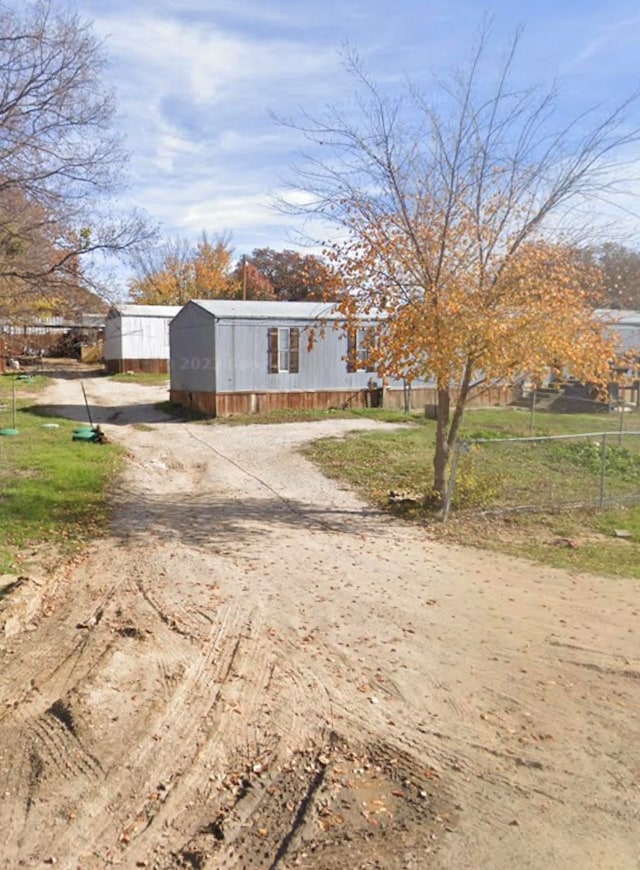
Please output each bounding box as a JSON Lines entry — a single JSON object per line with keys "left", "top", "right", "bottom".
{"left": 364, "top": 327, "right": 376, "bottom": 373}
{"left": 289, "top": 328, "right": 300, "bottom": 374}
{"left": 267, "top": 328, "right": 278, "bottom": 373}
{"left": 346, "top": 329, "right": 355, "bottom": 372}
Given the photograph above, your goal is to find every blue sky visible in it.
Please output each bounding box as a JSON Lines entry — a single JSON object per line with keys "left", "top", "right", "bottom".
{"left": 76, "top": 0, "right": 640, "bottom": 288}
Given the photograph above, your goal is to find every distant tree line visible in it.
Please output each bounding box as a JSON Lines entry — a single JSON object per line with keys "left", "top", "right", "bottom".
{"left": 127, "top": 231, "right": 640, "bottom": 310}
{"left": 127, "top": 233, "right": 336, "bottom": 304}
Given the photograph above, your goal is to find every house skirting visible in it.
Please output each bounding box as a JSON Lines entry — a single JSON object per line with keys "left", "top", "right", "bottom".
{"left": 170, "top": 384, "right": 517, "bottom": 417}
{"left": 383, "top": 384, "right": 516, "bottom": 410}
{"left": 105, "top": 358, "right": 168, "bottom": 374}
{"left": 170, "top": 388, "right": 383, "bottom": 417}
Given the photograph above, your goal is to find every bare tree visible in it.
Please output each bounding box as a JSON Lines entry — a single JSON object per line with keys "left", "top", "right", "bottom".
{"left": 280, "top": 29, "right": 639, "bottom": 503}
{"left": 0, "top": 0, "right": 152, "bottom": 318}
{"left": 129, "top": 237, "right": 195, "bottom": 305}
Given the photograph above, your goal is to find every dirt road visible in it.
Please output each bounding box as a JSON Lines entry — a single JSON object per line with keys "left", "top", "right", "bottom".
{"left": 0, "top": 370, "right": 638, "bottom": 869}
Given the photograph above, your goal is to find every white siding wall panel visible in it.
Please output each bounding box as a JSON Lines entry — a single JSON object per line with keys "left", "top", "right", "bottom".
{"left": 617, "top": 325, "right": 640, "bottom": 354}
{"left": 104, "top": 306, "right": 180, "bottom": 363}
{"left": 169, "top": 302, "right": 431, "bottom": 396}
{"left": 104, "top": 315, "right": 123, "bottom": 361}
{"left": 120, "top": 315, "right": 170, "bottom": 359}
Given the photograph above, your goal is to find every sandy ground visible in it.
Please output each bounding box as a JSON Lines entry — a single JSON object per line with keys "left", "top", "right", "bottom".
{"left": 0, "top": 367, "right": 638, "bottom": 870}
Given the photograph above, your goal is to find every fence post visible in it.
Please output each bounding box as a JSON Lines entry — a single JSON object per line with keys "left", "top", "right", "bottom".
{"left": 403, "top": 379, "right": 412, "bottom": 413}
{"left": 529, "top": 388, "right": 536, "bottom": 437}
{"left": 442, "top": 440, "right": 462, "bottom": 523}
{"left": 618, "top": 404, "right": 625, "bottom": 447}
{"left": 599, "top": 432, "right": 608, "bottom": 508}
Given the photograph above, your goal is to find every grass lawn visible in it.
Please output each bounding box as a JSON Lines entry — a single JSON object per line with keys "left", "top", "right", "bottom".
{"left": 0, "top": 373, "right": 123, "bottom": 574}
{"left": 302, "top": 406, "right": 640, "bottom": 578}
{"left": 0, "top": 372, "right": 50, "bottom": 397}
{"left": 109, "top": 372, "right": 169, "bottom": 386}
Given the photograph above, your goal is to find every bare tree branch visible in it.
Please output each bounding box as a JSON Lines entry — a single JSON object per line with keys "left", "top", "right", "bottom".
{"left": 0, "top": 0, "right": 154, "bottom": 319}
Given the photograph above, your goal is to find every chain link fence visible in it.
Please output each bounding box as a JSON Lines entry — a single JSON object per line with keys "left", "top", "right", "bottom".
{"left": 443, "top": 428, "right": 640, "bottom": 519}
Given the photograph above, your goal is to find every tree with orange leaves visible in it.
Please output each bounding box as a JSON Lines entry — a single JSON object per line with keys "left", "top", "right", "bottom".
{"left": 128, "top": 231, "right": 276, "bottom": 304}
{"left": 283, "top": 30, "right": 637, "bottom": 503}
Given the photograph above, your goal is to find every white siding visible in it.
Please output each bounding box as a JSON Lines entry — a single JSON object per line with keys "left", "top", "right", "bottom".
{"left": 104, "top": 306, "right": 180, "bottom": 363}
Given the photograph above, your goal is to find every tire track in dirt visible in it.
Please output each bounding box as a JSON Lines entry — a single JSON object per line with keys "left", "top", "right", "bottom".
{"left": 43, "top": 597, "right": 312, "bottom": 864}
{"left": 42, "top": 600, "right": 247, "bottom": 860}
{"left": 119, "top": 612, "right": 326, "bottom": 867}
{"left": 29, "top": 699, "right": 103, "bottom": 782}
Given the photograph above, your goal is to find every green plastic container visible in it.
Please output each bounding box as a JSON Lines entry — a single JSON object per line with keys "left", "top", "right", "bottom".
{"left": 72, "top": 428, "right": 99, "bottom": 442}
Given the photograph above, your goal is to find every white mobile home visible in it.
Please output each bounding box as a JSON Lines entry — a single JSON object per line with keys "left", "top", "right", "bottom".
{"left": 104, "top": 305, "right": 180, "bottom": 374}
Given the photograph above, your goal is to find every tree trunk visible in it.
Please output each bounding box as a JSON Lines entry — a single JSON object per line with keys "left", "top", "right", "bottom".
{"left": 448, "top": 362, "right": 473, "bottom": 449}
{"left": 433, "top": 385, "right": 451, "bottom": 502}
{"left": 433, "top": 366, "right": 472, "bottom": 504}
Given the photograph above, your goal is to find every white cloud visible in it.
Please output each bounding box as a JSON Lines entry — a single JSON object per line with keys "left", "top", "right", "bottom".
{"left": 75, "top": 0, "right": 640, "bottom": 294}
{"left": 94, "top": 13, "right": 340, "bottom": 108}
{"left": 569, "top": 13, "right": 640, "bottom": 68}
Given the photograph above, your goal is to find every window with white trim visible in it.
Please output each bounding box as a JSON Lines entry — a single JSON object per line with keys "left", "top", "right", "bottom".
{"left": 267, "top": 327, "right": 300, "bottom": 373}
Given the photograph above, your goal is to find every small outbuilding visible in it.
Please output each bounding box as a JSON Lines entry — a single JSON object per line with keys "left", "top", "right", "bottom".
{"left": 169, "top": 300, "right": 393, "bottom": 416}
{"left": 104, "top": 305, "right": 180, "bottom": 374}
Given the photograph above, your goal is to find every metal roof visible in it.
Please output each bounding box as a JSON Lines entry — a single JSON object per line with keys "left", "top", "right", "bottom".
{"left": 189, "top": 300, "right": 340, "bottom": 320}
{"left": 109, "top": 304, "right": 182, "bottom": 318}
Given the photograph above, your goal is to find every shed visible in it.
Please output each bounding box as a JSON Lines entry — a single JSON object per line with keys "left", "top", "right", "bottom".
{"left": 104, "top": 305, "right": 180, "bottom": 374}
{"left": 169, "top": 300, "right": 390, "bottom": 416}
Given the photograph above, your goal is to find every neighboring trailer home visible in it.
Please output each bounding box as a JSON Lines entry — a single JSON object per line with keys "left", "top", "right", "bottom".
{"left": 104, "top": 305, "right": 180, "bottom": 374}
{"left": 169, "top": 300, "right": 380, "bottom": 415}
{"left": 598, "top": 309, "right": 640, "bottom": 356}
{"left": 599, "top": 309, "right": 640, "bottom": 407}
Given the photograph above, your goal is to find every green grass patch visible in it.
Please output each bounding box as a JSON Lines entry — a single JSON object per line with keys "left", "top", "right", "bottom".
{"left": 0, "top": 397, "right": 123, "bottom": 572}
{"left": 0, "top": 372, "right": 50, "bottom": 397}
{"left": 304, "top": 427, "right": 433, "bottom": 503}
{"left": 461, "top": 406, "right": 639, "bottom": 438}
{"left": 109, "top": 372, "right": 169, "bottom": 385}
{"left": 303, "top": 406, "right": 640, "bottom": 578}
{"left": 209, "top": 407, "right": 423, "bottom": 427}
{"left": 548, "top": 439, "right": 640, "bottom": 482}
{"left": 441, "top": 507, "right": 640, "bottom": 578}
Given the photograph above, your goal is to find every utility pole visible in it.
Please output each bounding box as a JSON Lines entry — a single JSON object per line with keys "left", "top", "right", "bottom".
{"left": 242, "top": 255, "right": 247, "bottom": 300}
